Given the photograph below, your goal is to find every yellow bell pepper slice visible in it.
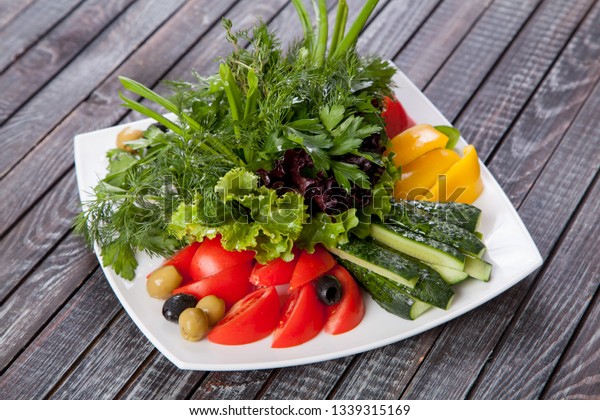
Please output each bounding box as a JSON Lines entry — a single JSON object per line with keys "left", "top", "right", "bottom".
{"left": 394, "top": 148, "right": 461, "bottom": 200}
{"left": 422, "top": 144, "right": 484, "bottom": 204}
{"left": 387, "top": 124, "right": 449, "bottom": 167}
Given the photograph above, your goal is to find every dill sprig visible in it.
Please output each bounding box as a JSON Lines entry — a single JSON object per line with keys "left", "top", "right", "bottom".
{"left": 77, "top": 0, "right": 396, "bottom": 279}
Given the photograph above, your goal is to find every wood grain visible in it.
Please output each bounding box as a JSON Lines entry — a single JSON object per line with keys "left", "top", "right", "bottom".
{"left": 48, "top": 311, "right": 154, "bottom": 399}
{"left": 189, "top": 0, "right": 441, "bottom": 400}
{"left": 0, "top": 233, "right": 97, "bottom": 372}
{"left": 452, "top": 0, "right": 596, "bottom": 159}
{"left": 0, "top": 0, "right": 186, "bottom": 179}
{"left": 118, "top": 353, "right": 206, "bottom": 400}
{"left": 17, "top": 0, "right": 290, "bottom": 399}
{"left": 0, "top": 0, "right": 134, "bottom": 124}
{"left": 469, "top": 176, "right": 599, "bottom": 399}
{"left": 395, "top": 0, "right": 498, "bottom": 89}
{"left": 329, "top": 330, "right": 439, "bottom": 399}
{"left": 543, "top": 289, "right": 600, "bottom": 399}
{"left": 0, "top": 269, "right": 121, "bottom": 399}
{"left": 0, "top": 172, "right": 80, "bottom": 301}
{"left": 312, "top": 0, "right": 541, "bottom": 400}
{"left": 0, "top": 0, "right": 36, "bottom": 30}
{"left": 465, "top": 83, "right": 600, "bottom": 399}
{"left": 190, "top": 371, "right": 273, "bottom": 400}
{"left": 0, "top": 0, "right": 82, "bottom": 72}
{"left": 397, "top": 0, "right": 600, "bottom": 399}
{"left": 0, "top": 0, "right": 239, "bottom": 295}
{"left": 0, "top": 0, "right": 233, "bottom": 238}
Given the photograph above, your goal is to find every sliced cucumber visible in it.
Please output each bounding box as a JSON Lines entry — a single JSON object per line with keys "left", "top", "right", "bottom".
{"left": 370, "top": 224, "right": 465, "bottom": 271}
{"left": 464, "top": 256, "right": 492, "bottom": 281}
{"left": 329, "top": 240, "right": 420, "bottom": 289}
{"left": 410, "top": 260, "right": 455, "bottom": 309}
{"left": 402, "top": 200, "right": 482, "bottom": 232}
{"left": 339, "top": 260, "right": 431, "bottom": 320}
{"left": 426, "top": 263, "right": 469, "bottom": 285}
{"left": 388, "top": 201, "right": 486, "bottom": 257}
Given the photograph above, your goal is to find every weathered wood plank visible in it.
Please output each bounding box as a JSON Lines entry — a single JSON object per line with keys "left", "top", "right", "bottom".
{"left": 330, "top": 330, "right": 439, "bottom": 399}
{"left": 0, "top": 0, "right": 239, "bottom": 300}
{"left": 19, "top": 0, "right": 290, "bottom": 399}
{"left": 48, "top": 311, "right": 154, "bottom": 399}
{"left": 355, "top": 0, "right": 440, "bottom": 58}
{"left": 308, "top": 0, "right": 543, "bottom": 400}
{"left": 259, "top": 358, "right": 352, "bottom": 400}
{"left": 118, "top": 353, "right": 206, "bottom": 400}
{"left": 0, "top": 0, "right": 82, "bottom": 72}
{"left": 0, "top": 0, "right": 186, "bottom": 179}
{"left": 0, "top": 173, "right": 80, "bottom": 301}
{"left": 0, "top": 269, "right": 121, "bottom": 399}
{"left": 395, "top": 0, "right": 499, "bottom": 89}
{"left": 464, "top": 93, "right": 600, "bottom": 399}
{"left": 450, "top": 0, "right": 596, "bottom": 159}
{"left": 469, "top": 176, "right": 599, "bottom": 399}
{"left": 190, "top": 0, "right": 439, "bottom": 400}
{"left": 0, "top": 0, "right": 135, "bottom": 125}
{"left": 0, "top": 0, "right": 223, "bottom": 238}
{"left": 0, "top": 233, "right": 97, "bottom": 372}
{"left": 397, "top": 0, "right": 600, "bottom": 399}
{"left": 0, "top": 0, "right": 36, "bottom": 30}
{"left": 190, "top": 371, "right": 273, "bottom": 400}
{"left": 543, "top": 289, "right": 600, "bottom": 399}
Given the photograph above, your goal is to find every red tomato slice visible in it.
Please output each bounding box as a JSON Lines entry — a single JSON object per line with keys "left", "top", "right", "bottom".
{"left": 189, "top": 236, "right": 255, "bottom": 282}
{"left": 172, "top": 261, "right": 253, "bottom": 308}
{"left": 161, "top": 242, "right": 201, "bottom": 286}
{"left": 249, "top": 248, "right": 301, "bottom": 287}
{"left": 290, "top": 246, "right": 336, "bottom": 289}
{"left": 382, "top": 96, "right": 415, "bottom": 139}
{"left": 272, "top": 282, "right": 326, "bottom": 348}
{"left": 208, "top": 286, "right": 280, "bottom": 345}
{"left": 324, "top": 265, "right": 365, "bottom": 335}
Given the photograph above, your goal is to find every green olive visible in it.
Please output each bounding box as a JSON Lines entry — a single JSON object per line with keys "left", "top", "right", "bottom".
{"left": 196, "top": 295, "right": 226, "bottom": 326}
{"left": 146, "top": 265, "right": 182, "bottom": 299}
{"left": 179, "top": 308, "right": 209, "bottom": 341}
{"left": 116, "top": 127, "right": 143, "bottom": 151}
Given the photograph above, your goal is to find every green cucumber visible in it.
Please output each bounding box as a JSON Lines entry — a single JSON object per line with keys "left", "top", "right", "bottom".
{"left": 401, "top": 200, "right": 482, "bottom": 233}
{"left": 339, "top": 260, "right": 431, "bottom": 320}
{"left": 329, "top": 240, "right": 420, "bottom": 289}
{"left": 370, "top": 223, "right": 465, "bottom": 271}
{"left": 410, "top": 259, "right": 455, "bottom": 309}
{"left": 426, "top": 263, "right": 469, "bottom": 285}
{"left": 388, "top": 201, "right": 486, "bottom": 257}
{"left": 464, "top": 256, "right": 492, "bottom": 281}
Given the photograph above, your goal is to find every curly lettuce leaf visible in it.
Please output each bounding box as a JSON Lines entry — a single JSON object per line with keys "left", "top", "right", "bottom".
{"left": 297, "top": 209, "right": 359, "bottom": 252}
{"left": 169, "top": 168, "right": 307, "bottom": 263}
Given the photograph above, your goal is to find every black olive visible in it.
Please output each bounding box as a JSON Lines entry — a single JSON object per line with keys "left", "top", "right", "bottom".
{"left": 162, "top": 293, "right": 198, "bottom": 322}
{"left": 315, "top": 275, "right": 343, "bottom": 306}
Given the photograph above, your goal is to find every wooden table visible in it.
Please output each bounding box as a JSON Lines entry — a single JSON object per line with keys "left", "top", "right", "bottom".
{"left": 1, "top": 0, "right": 598, "bottom": 400}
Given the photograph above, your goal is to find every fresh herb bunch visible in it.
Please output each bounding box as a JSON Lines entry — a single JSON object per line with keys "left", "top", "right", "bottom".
{"left": 76, "top": 0, "right": 398, "bottom": 279}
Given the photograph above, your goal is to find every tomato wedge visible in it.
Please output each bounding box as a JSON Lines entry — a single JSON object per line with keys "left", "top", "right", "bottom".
{"left": 161, "top": 242, "right": 201, "bottom": 286}
{"left": 272, "top": 282, "right": 326, "bottom": 348}
{"left": 324, "top": 265, "right": 365, "bottom": 335}
{"left": 249, "top": 248, "right": 300, "bottom": 286}
{"left": 172, "top": 261, "right": 253, "bottom": 308}
{"left": 290, "top": 246, "right": 336, "bottom": 289}
{"left": 189, "top": 236, "right": 255, "bottom": 282}
{"left": 381, "top": 96, "right": 415, "bottom": 139}
{"left": 208, "top": 286, "right": 280, "bottom": 345}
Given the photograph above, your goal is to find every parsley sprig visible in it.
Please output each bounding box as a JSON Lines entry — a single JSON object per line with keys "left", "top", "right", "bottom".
{"left": 76, "top": 0, "right": 397, "bottom": 279}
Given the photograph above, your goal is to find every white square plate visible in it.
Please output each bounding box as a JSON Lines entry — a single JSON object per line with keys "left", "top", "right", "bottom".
{"left": 74, "top": 70, "right": 543, "bottom": 370}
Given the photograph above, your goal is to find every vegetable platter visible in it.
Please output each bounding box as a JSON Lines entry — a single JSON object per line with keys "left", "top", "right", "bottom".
{"left": 74, "top": 0, "right": 542, "bottom": 370}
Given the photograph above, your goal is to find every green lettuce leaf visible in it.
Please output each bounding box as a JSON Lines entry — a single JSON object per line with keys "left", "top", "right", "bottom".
{"left": 297, "top": 209, "right": 359, "bottom": 252}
